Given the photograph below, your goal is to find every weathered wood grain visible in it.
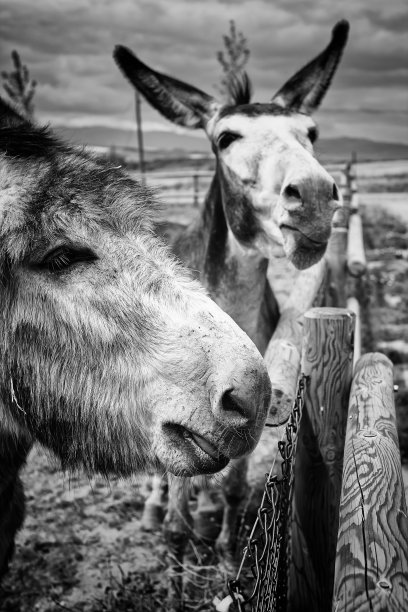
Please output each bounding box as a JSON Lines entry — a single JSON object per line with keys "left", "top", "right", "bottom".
{"left": 325, "top": 228, "right": 349, "bottom": 309}
{"left": 333, "top": 353, "right": 408, "bottom": 612}
{"left": 289, "top": 307, "right": 355, "bottom": 611}
{"left": 289, "top": 511, "right": 321, "bottom": 611}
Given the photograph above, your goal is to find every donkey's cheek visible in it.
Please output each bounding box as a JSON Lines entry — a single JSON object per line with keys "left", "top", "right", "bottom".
{"left": 222, "top": 191, "right": 262, "bottom": 247}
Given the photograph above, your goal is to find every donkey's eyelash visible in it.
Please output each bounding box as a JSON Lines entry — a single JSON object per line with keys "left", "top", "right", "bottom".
{"left": 217, "top": 132, "right": 241, "bottom": 150}
{"left": 307, "top": 127, "right": 319, "bottom": 143}
{"left": 38, "top": 246, "right": 98, "bottom": 273}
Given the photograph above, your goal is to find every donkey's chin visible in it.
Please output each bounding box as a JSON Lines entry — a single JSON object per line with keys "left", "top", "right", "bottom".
{"left": 156, "top": 423, "right": 256, "bottom": 476}
{"left": 280, "top": 226, "right": 328, "bottom": 270}
{"left": 155, "top": 424, "right": 229, "bottom": 476}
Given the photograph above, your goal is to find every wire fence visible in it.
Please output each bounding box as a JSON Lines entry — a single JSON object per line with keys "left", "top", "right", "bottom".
{"left": 226, "top": 375, "right": 308, "bottom": 612}
{"left": 129, "top": 169, "right": 214, "bottom": 208}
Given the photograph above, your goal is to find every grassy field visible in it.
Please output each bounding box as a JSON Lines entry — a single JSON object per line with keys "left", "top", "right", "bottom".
{"left": 1, "top": 158, "right": 407, "bottom": 612}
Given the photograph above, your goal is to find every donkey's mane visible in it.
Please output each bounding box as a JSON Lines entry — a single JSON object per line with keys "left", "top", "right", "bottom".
{"left": 218, "top": 102, "right": 294, "bottom": 120}
{"left": 0, "top": 125, "right": 65, "bottom": 159}
{"left": 226, "top": 71, "right": 252, "bottom": 105}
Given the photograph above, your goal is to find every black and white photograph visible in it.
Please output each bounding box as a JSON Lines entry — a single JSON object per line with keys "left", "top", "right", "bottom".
{"left": 0, "top": 1, "right": 407, "bottom": 611}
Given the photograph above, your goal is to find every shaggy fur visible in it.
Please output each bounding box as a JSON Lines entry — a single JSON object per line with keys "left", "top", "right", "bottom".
{"left": 0, "top": 98, "right": 272, "bottom": 578}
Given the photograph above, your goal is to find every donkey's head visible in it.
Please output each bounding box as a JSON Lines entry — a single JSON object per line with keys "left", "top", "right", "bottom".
{"left": 114, "top": 21, "right": 349, "bottom": 269}
{"left": 0, "top": 99, "right": 271, "bottom": 477}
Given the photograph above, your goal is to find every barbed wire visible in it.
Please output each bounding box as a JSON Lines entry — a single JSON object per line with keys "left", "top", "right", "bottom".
{"left": 226, "top": 374, "right": 308, "bottom": 612}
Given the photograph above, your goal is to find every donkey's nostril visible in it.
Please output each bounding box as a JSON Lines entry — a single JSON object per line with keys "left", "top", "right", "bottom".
{"left": 221, "top": 388, "right": 245, "bottom": 417}
{"left": 209, "top": 353, "right": 271, "bottom": 434}
{"left": 332, "top": 183, "right": 340, "bottom": 201}
{"left": 284, "top": 184, "right": 302, "bottom": 201}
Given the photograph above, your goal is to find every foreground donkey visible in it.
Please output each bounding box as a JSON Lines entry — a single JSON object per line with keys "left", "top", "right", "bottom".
{"left": 114, "top": 20, "right": 349, "bottom": 571}
{"left": 0, "top": 98, "right": 272, "bottom": 576}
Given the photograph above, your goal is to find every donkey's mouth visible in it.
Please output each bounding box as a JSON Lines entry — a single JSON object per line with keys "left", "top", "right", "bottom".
{"left": 163, "top": 423, "right": 230, "bottom": 473}
{"left": 280, "top": 224, "right": 328, "bottom": 247}
{"left": 187, "top": 430, "right": 220, "bottom": 459}
{"left": 280, "top": 224, "right": 328, "bottom": 269}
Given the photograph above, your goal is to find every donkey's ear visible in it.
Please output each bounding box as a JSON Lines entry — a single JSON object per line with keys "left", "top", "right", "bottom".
{"left": 272, "top": 20, "right": 349, "bottom": 114}
{"left": 114, "top": 46, "right": 219, "bottom": 129}
{"left": 0, "top": 96, "right": 28, "bottom": 129}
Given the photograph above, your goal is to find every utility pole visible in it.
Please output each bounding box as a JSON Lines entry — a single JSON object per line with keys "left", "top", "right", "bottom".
{"left": 135, "top": 91, "right": 145, "bottom": 183}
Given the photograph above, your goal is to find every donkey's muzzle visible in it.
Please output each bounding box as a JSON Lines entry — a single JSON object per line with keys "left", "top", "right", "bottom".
{"left": 282, "top": 179, "right": 340, "bottom": 210}
{"left": 210, "top": 360, "right": 271, "bottom": 456}
{"left": 277, "top": 165, "right": 341, "bottom": 269}
{"left": 279, "top": 151, "right": 341, "bottom": 216}
{"left": 157, "top": 297, "right": 272, "bottom": 475}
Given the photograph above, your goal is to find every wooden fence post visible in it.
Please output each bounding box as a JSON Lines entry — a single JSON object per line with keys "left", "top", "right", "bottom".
{"left": 289, "top": 307, "right": 355, "bottom": 611}
{"left": 349, "top": 161, "right": 358, "bottom": 213}
{"left": 333, "top": 353, "right": 408, "bottom": 612}
{"left": 325, "top": 169, "right": 350, "bottom": 308}
{"left": 193, "top": 173, "right": 199, "bottom": 207}
{"left": 345, "top": 163, "right": 366, "bottom": 364}
{"left": 346, "top": 296, "right": 362, "bottom": 367}
{"left": 347, "top": 212, "right": 366, "bottom": 278}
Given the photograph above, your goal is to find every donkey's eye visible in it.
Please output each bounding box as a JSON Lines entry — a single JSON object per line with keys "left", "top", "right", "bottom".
{"left": 307, "top": 127, "right": 319, "bottom": 144}
{"left": 217, "top": 132, "right": 241, "bottom": 150}
{"left": 40, "top": 246, "right": 97, "bottom": 273}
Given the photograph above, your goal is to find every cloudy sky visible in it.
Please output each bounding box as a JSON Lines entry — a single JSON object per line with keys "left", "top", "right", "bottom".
{"left": 1, "top": 0, "right": 407, "bottom": 144}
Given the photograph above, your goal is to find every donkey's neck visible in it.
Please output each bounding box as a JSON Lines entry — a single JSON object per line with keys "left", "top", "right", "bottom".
{"left": 190, "top": 173, "right": 279, "bottom": 353}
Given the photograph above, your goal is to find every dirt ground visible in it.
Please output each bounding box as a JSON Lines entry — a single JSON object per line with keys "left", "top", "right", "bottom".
{"left": 1, "top": 163, "right": 408, "bottom": 612}
{"left": 0, "top": 449, "right": 172, "bottom": 612}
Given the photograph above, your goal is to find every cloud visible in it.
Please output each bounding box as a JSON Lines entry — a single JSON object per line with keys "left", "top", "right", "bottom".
{"left": 0, "top": 0, "right": 406, "bottom": 144}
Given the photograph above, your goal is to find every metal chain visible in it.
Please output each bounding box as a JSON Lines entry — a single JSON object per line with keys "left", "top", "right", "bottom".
{"left": 227, "top": 374, "right": 308, "bottom": 612}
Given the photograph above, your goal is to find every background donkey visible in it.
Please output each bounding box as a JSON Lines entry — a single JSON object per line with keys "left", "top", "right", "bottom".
{"left": 115, "top": 20, "right": 348, "bottom": 571}
{"left": 0, "top": 98, "right": 272, "bottom": 576}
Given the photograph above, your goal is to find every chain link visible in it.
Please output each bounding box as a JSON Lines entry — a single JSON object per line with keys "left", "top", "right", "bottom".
{"left": 227, "top": 374, "right": 308, "bottom": 612}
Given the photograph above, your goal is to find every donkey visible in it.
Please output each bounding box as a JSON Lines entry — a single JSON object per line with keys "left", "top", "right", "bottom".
{"left": 114, "top": 20, "right": 349, "bottom": 570}
{"left": 0, "top": 97, "right": 272, "bottom": 577}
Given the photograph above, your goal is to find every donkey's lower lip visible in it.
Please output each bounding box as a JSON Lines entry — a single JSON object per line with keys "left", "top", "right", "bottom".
{"left": 280, "top": 224, "right": 328, "bottom": 269}
{"left": 280, "top": 224, "right": 327, "bottom": 246}
{"left": 163, "top": 423, "right": 230, "bottom": 472}
{"left": 187, "top": 430, "right": 220, "bottom": 460}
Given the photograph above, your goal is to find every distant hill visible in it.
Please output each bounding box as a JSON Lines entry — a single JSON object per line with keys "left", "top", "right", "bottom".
{"left": 315, "top": 137, "right": 408, "bottom": 163}
{"left": 55, "top": 125, "right": 212, "bottom": 154}
{"left": 54, "top": 125, "right": 408, "bottom": 164}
